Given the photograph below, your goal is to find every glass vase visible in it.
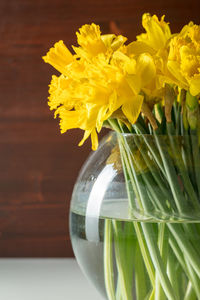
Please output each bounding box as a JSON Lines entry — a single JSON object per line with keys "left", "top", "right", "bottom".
{"left": 70, "top": 132, "right": 200, "bottom": 300}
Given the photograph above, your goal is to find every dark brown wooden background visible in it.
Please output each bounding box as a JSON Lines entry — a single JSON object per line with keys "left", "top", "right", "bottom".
{"left": 0, "top": 0, "right": 200, "bottom": 257}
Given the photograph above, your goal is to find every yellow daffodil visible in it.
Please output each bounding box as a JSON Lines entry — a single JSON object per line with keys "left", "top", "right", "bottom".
{"left": 127, "top": 13, "right": 171, "bottom": 55}
{"left": 167, "top": 23, "right": 200, "bottom": 96}
{"left": 73, "top": 23, "right": 127, "bottom": 60}
{"left": 46, "top": 51, "right": 145, "bottom": 149}
{"left": 126, "top": 13, "right": 172, "bottom": 103}
{"left": 42, "top": 41, "right": 74, "bottom": 75}
{"left": 43, "top": 22, "right": 150, "bottom": 149}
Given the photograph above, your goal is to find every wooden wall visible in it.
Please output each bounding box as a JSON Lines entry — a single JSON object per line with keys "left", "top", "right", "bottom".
{"left": 0, "top": 0, "right": 200, "bottom": 257}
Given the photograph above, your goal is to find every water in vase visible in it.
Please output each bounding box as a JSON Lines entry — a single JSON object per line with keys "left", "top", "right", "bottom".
{"left": 70, "top": 199, "right": 200, "bottom": 300}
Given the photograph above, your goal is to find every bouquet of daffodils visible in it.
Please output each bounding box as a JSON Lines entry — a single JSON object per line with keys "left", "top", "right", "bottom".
{"left": 43, "top": 14, "right": 200, "bottom": 300}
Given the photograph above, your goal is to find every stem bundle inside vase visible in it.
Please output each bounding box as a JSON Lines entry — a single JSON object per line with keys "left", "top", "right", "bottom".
{"left": 103, "top": 91, "right": 200, "bottom": 300}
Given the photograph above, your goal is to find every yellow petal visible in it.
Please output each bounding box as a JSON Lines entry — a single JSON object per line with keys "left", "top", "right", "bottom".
{"left": 127, "top": 41, "right": 156, "bottom": 56}
{"left": 167, "top": 60, "right": 188, "bottom": 88}
{"left": 101, "top": 34, "right": 127, "bottom": 51}
{"left": 76, "top": 23, "right": 106, "bottom": 56}
{"left": 58, "top": 110, "right": 80, "bottom": 132}
{"left": 101, "top": 34, "right": 116, "bottom": 48}
{"left": 42, "top": 41, "right": 74, "bottom": 75}
{"left": 137, "top": 13, "right": 171, "bottom": 50}
{"left": 180, "top": 45, "right": 196, "bottom": 58}
{"left": 124, "top": 59, "right": 137, "bottom": 75}
{"left": 48, "top": 75, "right": 72, "bottom": 110}
{"left": 112, "top": 50, "right": 130, "bottom": 64}
{"left": 125, "top": 74, "right": 141, "bottom": 95}
{"left": 189, "top": 24, "right": 200, "bottom": 44}
{"left": 110, "top": 35, "right": 127, "bottom": 51}
{"left": 122, "top": 95, "right": 144, "bottom": 124}
{"left": 77, "top": 23, "right": 101, "bottom": 45}
{"left": 137, "top": 54, "right": 156, "bottom": 87}
{"left": 180, "top": 22, "right": 194, "bottom": 36}
{"left": 79, "top": 130, "right": 92, "bottom": 146}
{"left": 95, "top": 105, "right": 110, "bottom": 132}
{"left": 109, "top": 91, "right": 121, "bottom": 113}
{"left": 111, "top": 51, "right": 137, "bottom": 75}
{"left": 190, "top": 75, "right": 200, "bottom": 96}
{"left": 91, "top": 129, "right": 98, "bottom": 151}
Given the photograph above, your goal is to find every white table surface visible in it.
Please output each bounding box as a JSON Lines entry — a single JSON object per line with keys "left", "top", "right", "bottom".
{"left": 0, "top": 258, "right": 104, "bottom": 300}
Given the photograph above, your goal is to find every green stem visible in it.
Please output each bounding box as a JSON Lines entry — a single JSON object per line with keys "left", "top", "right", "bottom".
{"left": 141, "top": 223, "right": 177, "bottom": 300}
{"left": 190, "top": 131, "right": 200, "bottom": 198}
{"left": 113, "top": 220, "right": 133, "bottom": 300}
{"left": 168, "top": 223, "right": 200, "bottom": 278}
{"left": 168, "top": 233, "right": 200, "bottom": 294}
{"left": 167, "top": 248, "right": 180, "bottom": 299}
{"left": 119, "top": 136, "right": 156, "bottom": 288}
{"left": 167, "top": 122, "right": 200, "bottom": 210}
{"left": 184, "top": 257, "right": 200, "bottom": 297}
{"left": 154, "top": 133, "right": 188, "bottom": 213}
{"left": 134, "top": 124, "right": 166, "bottom": 177}
{"left": 155, "top": 223, "right": 168, "bottom": 300}
{"left": 180, "top": 117, "right": 196, "bottom": 187}
{"left": 134, "top": 222, "right": 155, "bottom": 286}
{"left": 135, "top": 243, "right": 148, "bottom": 300}
{"left": 184, "top": 282, "right": 196, "bottom": 300}
{"left": 133, "top": 136, "right": 176, "bottom": 211}
{"left": 104, "top": 219, "right": 115, "bottom": 300}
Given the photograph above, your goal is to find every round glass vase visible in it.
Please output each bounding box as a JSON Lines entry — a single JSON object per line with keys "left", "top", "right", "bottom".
{"left": 70, "top": 132, "right": 200, "bottom": 300}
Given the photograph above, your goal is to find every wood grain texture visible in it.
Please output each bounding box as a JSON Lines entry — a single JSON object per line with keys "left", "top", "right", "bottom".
{"left": 0, "top": 0, "right": 200, "bottom": 257}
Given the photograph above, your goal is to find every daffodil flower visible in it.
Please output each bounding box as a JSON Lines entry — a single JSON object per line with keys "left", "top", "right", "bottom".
{"left": 167, "top": 23, "right": 200, "bottom": 96}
